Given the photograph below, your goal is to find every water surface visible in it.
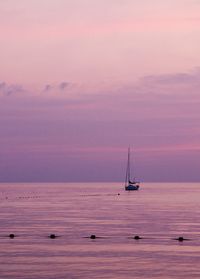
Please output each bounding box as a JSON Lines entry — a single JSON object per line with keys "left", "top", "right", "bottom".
{"left": 0, "top": 182, "right": 200, "bottom": 278}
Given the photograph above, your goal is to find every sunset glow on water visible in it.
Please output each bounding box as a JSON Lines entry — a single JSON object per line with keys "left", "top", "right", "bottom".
{"left": 0, "top": 183, "right": 200, "bottom": 279}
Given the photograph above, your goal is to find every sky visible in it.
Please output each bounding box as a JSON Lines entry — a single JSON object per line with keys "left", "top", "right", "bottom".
{"left": 1, "top": 0, "right": 200, "bottom": 182}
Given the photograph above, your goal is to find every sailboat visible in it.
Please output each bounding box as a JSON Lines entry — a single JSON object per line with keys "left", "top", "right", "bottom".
{"left": 125, "top": 147, "right": 140, "bottom": 191}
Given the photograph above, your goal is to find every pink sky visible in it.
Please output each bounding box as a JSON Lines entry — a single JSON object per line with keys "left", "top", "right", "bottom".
{"left": 1, "top": 0, "right": 200, "bottom": 182}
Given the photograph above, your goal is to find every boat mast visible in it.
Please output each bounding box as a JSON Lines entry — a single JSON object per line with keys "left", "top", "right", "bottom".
{"left": 125, "top": 147, "right": 130, "bottom": 186}
{"left": 128, "top": 147, "right": 131, "bottom": 183}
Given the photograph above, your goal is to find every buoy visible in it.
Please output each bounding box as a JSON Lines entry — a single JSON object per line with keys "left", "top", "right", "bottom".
{"left": 9, "top": 234, "right": 15, "bottom": 238}
{"left": 49, "top": 234, "right": 56, "bottom": 239}
{"left": 178, "top": 237, "right": 184, "bottom": 242}
{"left": 90, "top": 234, "right": 96, "bottom": 239}
{"left": 134, "top": 235, "right": 141, "bottom": 240}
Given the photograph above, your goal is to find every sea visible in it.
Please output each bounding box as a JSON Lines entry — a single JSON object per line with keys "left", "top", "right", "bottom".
{"left": 0, "top": 182, "right": 200, "bottom": 279}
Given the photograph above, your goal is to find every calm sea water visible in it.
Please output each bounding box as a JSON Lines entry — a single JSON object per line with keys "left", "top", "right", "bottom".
{"left": 0, "top": 182, "right": 200, "bottom": 279}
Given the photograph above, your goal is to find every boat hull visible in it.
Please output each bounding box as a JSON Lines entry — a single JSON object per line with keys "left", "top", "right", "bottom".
{"left": 125, "top": 184, "right": 139, "bottom": 191}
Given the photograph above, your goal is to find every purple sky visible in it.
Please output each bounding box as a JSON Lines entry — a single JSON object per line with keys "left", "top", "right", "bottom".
{"left": 1, "top": 0, "right": 200, "bottom": 182}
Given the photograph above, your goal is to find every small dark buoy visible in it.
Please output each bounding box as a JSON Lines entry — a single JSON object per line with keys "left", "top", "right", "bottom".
{"left": 90, "top": 234, "right": 96, "bottom": 239}
{"left": 178, "top": 236, "right": 184, "bottom": 242}
{"left": 9, "top": 234, "right": 15, "bottom": 238}
{"left": 49, "top": 234, "right": 56, "bottom": 239}
{"left": 134, "top": 235, "right": 141, "bottom": 240}
{"left": 173, "top": 236, "right": 189, "bottom": 241}
{"left": 117, "top": 193, "right": 120, "bottom": 195}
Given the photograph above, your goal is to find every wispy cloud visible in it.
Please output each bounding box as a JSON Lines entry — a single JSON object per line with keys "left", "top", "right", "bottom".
{"left": 1, "top": 68, "right": 200, "bottom": 182}
{"left": 0, "top": 81, "right": 73, "bottom": 97}
{"left": 0, "top": 81, "right": 24, "bottom": 96}
{"left": 43, "top": 84, "right": 53, "bottom": 92}
{"left": 140, "top": 68, "right": 200, "bottom": 86}
{"left": 59, "top": 82, "right": 69, "bottom": 90}
{"left": 42, "top": 82, "right": 71, "bottom": 93}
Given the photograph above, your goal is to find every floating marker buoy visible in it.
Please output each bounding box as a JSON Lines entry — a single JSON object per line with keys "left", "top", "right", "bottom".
{"left": 178, "top": 237, "right": 184, "bottom": 242}
{"left": 9, "top": 234, "right": 15, "bottom": 238}
{"left": 134, "top": 235, "right": 141, "bottom": 240}
{"left": 173, "top": 236, "right": 189, "bottom": 241}
{"left": 49, "top": 234, "right": 56, "bottom": 239}
{"left": 90, "top": 235, "right": 96, "bottom": 239}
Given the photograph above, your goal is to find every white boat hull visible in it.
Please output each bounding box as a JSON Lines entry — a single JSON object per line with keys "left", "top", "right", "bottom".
{"left": 125, "top": 184, "right": 139, "bottom": 191}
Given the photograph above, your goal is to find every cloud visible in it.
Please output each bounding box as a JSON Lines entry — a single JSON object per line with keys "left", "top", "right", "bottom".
{"left": 42, "top": 82, "right": 70, "bottom": 93}
{"left": 0, "top": 81, "right": 73, "bottom": 96}
{"left": 1, "top": 68, "right": 200, "bottom": 181}
{"left": 139, "top": 68, "right": 200, "bottom": 87}
{"left": 43, "top": 84, "right": 53, "bottom": 92}
{"left": 0, "top": 82, "right": 24, "bottom": 96}
{"left": 59, "top": 82, "right": 69, "bottom": 90}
